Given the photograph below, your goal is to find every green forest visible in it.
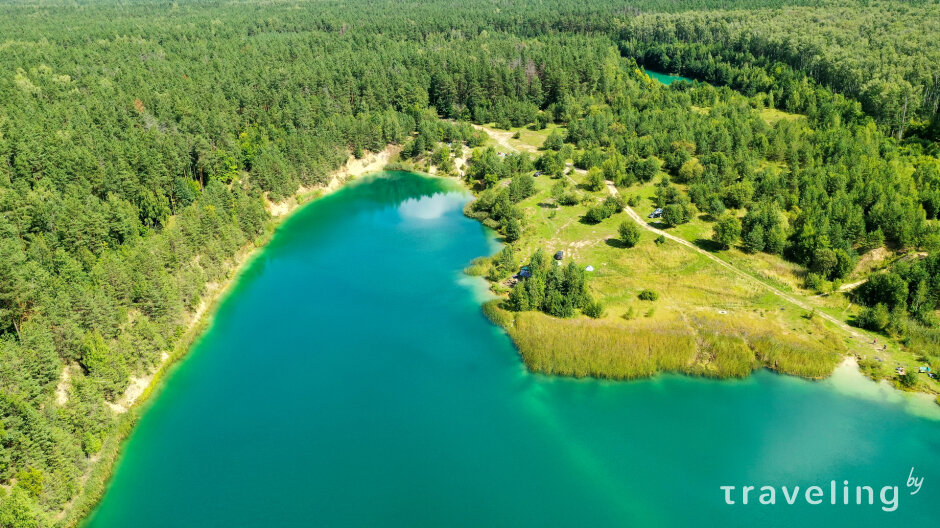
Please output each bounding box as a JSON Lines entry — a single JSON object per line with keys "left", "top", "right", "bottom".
{"left": 0, "top": 0, "right": 938, "bottom": 525}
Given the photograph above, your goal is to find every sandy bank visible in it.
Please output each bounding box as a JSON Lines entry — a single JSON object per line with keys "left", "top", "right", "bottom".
{"left": 59, "top": 145, "right": 401, "bottom": 526}
{"left": 91, "top": 147, "right": 400, "bottom": 414}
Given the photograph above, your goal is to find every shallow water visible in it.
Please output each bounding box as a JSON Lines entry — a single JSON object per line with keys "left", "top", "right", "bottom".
{"left": 86, "top": 172, "right": 939, "bottom": 527}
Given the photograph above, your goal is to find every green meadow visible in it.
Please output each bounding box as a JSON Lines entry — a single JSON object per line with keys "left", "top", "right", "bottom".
{"left": 467, "top": 150, "right": 854, "bottom": 383}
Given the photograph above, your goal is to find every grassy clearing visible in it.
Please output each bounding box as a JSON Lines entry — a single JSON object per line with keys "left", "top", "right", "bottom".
{"left": 471, "top": 167, "right": 853, "bottom": 382}
{"left": 481, "top": 121, "right": 565, "bottom": 152}
{"left": 759, "top": 107, "right": 804, "bottom": 125}
{"left": 461, "top": 126, "right": 938, "bottom": 394}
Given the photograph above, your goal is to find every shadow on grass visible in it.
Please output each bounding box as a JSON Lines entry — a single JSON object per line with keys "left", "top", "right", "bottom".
{"left": 605, "top": 238, "right": 638, "bottom": 249}
{"left": 693, "top": 238, "right": 724, "bottom": 252}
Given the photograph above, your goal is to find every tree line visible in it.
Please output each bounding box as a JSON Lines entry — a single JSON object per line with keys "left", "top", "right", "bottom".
{"left": 0, "top": 0, "right": 937, "bottom": 525}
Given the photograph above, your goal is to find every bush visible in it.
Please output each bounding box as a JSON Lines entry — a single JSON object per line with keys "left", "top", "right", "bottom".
{"left": 638, "top": 289, "right": 659, "bottom": 301}
{"left": 712, "top": 215, "right": 741, "bottom": 249}
{"left": 583, "top": 206, "right": 608, "bottom": 224}
{"left": 584, "top": 167, "right": 605, "bottom": 191}
{"left": 654, "top": 235, "right": 666, "bottom": 245}
{"left": 508, "top": 174, "right": 536, "bottom": 203}
{"left": 543, "top": 130, "right": 564, "bottom": 150}
{"left": 899, "top": 371, "right": 918, "bottom": 388}
{"left": 856, "top": 303, "right": 890, "bottom": 332}
{"left": 582, "top": 196, "right": 624, "bottom": 224}
{"left": 856, "top": 272, "right": 908, "bottom": 310}
{"left": 583, "top": 300, "right": 605, "bottom": 318}
{"left": 661, "top": 202, "right": 692, "bottom": 227}
{"left": 504, "top": 217, "right": 522, "bottom": 242}
{"left": 706, "top": 197, "right": 726, "bottom": 217}
{"left": 803, "top": 272, "right": 827, "bottom": 293}
{"left": 857, "top": 358, "right": 884, "bottom": 380}
{"left": 558, "top": 192, "right": 580, "bottom": 206}
{"left": 618, "top": 221, "right": 641, "bottom": 247}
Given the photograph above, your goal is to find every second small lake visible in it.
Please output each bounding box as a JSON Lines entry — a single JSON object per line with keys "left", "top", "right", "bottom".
{"left": 646, "top": 68, "right": 694, "bottom": 85}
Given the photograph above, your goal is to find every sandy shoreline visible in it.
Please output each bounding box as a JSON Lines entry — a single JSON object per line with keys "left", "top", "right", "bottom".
{"left": 828, "top": 356, "right": 940, "bottom": 419}
{"left": 97, "top": 147, "right": 399, "bottom": 414}
{"left": 59, "top": 146, "right": 399, "bottom": 526}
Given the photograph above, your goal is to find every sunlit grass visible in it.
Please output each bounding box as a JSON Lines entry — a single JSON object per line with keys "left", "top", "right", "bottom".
{"left": 476, "top": 166, "right": 856, "bottom": 382}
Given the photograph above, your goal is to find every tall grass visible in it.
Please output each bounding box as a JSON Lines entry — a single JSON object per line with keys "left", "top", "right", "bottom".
{"left": 484, "top": 303, "right": 844, "bottom": 381}
{"left": 750, "top": 336, "right": 842, "bottom": 379}
{"left": 503, "top": 309, "right": 697, "bottom": 379}
{"left": 690, "top": 313, "right": 843, "bottom": 379}
{"left": 691, "top": 328, "right": 759, "bottom": 378}
{"left": 906, "top": 321, "right": 940, "bottom": 367}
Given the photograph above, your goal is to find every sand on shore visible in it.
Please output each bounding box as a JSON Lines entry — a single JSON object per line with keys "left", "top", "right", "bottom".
{"left": 267, "top": 147, "right": 399, "bottom": 217}
{"left": 60, "top": 146, "right": 399, "bottom": 414}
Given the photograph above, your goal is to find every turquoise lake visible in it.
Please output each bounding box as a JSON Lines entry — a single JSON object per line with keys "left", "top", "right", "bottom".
{"left": 646, "top": 69, "right": 694, "bottom": 85}
{"left": 86, "top": 172, "right": 939, "bottom": 526}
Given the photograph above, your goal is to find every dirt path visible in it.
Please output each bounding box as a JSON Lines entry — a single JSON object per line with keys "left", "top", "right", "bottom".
{"left": 604, "top": 181, "right": 866, "bottom": 342}
{"left": 469, "top": 123, "right": 866, "bottom": 344}
{"left": 815, "top": 278, "right": 867, "bottom": 297}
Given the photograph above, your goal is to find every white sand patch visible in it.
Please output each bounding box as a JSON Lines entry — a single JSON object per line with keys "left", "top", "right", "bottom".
{"left": 827, "top": 356, "right": 940, "bottom": 420}
{"left": 266, "top": 146, "right": 398, "bottom": 217}
{"left": 106, "top": 145, "right": 400, "bottom": 415}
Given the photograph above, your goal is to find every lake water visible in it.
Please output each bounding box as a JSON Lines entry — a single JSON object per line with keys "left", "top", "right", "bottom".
{"left": 86, "top": 172, "right": 939, "bottom": 527}
{"left": 646, "top": 69, "right": 694, "bottom": 85}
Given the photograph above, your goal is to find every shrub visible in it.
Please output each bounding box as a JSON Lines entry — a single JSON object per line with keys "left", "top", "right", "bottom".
{"left": 543, "top": 130, "right": 564, "bottom": 150}
{"left": 712, "top": 215, "right": 741, "bottom": 249}
{"left": 583, "top": 206, "right": 608, "bottom": 224}
{"left": 464, "top": 257, "right": 490, "bottom": 276}
{"left": 803, "top": 272, "right": 827, "bottom": 293}
{"left": 662, "top": 203, "right": 691, "bottom": 227}
{"left": 508, "top": 174, "right": 536, "bottom": 203}
{"left": 582, "top": 195, "right": 624, "bottom": 224}
{"left": 899, "top": 371, "right": 918, "bottom": 388}
{"left": 855, "top": 272, "right": 908, "bottom": 310}
{"left": 583, "top": 300, "right": 605, "bottom": 318}
{"left": 638, "top": 289, "right": 658, "bottom": 301}
{"left": 706, "top": 197, "right": 726, "bottom": 217}
{"left": 584, "top": 167, "right": 605, "bottom": 192}
{"left": 856, "top": 303, "right": 890, "bottom": 332}
{"left": 857, "top": 358, "right": 885, "bottom": 380}
{"left": 504, "top": 217, "right": 521, "bottom": 242}
{"left": 558, "top": 192, "right": 580, "bottom": 206}
{"left": 618, "top": 221, "right": 641, "bottom": 247}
